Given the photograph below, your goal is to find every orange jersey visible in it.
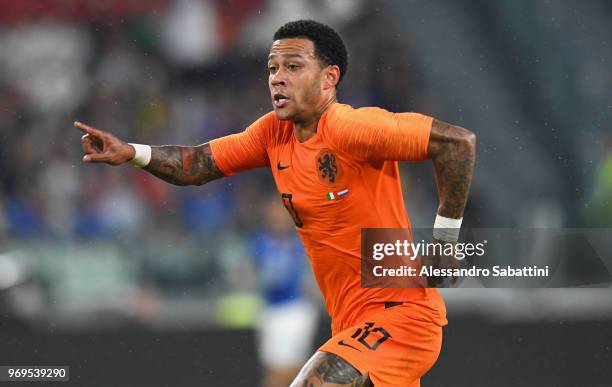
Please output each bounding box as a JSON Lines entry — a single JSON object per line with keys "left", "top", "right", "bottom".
{"left": 210, "top": 102, "right": 447, "bottom": 334}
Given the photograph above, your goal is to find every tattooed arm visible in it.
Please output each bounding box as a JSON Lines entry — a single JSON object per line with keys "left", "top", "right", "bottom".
{"left": 290, "top": 352, "right": 372, "bottom": 387}
{"left": 421, "top": 119, "right": 476, "bottom": 286}
{"left": 75, "top": 121, "right": 223, "bottom": 185}
{"left": 144, "top": 144, "right": 223, "bottom": 186}
{"left": 428, "top": 119, "right": 476, "bottom": 219}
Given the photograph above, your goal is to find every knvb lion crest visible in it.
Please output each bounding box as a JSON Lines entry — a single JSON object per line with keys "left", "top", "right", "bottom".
{"left": 316, "top": 149, "right": 343, "bottom": 187}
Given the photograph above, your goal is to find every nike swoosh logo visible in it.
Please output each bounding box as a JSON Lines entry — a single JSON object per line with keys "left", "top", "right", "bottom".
{"left": 337, "top": 340, "right": 361, "bottom": 352}
{"left": 277, "top": 161, "right": 289, "bottom": 170}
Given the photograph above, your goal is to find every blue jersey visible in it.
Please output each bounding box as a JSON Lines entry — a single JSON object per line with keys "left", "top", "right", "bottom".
{"left": 251, "top": 232, "right": 307, "bottom": 305}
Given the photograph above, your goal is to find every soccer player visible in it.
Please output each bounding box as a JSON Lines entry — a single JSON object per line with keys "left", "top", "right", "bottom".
{"left": 76, "top": 20, "right": 476, "bottom": 387}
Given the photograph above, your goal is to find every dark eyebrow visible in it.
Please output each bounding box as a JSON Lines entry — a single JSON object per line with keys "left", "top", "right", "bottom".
{"left": 267, "top": 53, "right": 305, "bottom": 61}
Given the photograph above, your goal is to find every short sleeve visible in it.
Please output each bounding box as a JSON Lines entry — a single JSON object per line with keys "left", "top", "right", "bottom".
{"left": 327, "top": 106, "right": 433, "bottom": 162}
{"left": 209, "top": 113, "right": 275, "bottom": 176}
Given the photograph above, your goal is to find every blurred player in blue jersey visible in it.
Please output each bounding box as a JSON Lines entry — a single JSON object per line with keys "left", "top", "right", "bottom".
{"left": 251, "top": 197, "right": 318, "bottom": 387}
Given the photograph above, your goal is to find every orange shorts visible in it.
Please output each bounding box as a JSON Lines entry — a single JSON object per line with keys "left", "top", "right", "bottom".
{"left": 318, "top": 303, "right": 443, "bottom": 387}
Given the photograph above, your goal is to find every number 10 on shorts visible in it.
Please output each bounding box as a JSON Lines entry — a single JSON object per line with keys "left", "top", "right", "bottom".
{"left": 351, "top": 322, "right": 391, "bottom": 351}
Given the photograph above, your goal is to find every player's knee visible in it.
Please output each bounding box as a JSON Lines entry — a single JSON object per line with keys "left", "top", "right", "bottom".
{"left": 290, "top": 352, "right": 372, "bottom": 387}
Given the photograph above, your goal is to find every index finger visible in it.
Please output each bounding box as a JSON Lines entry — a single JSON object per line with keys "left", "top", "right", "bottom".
{"left": 74, "top": 121, "right": 104, "bottom": 137}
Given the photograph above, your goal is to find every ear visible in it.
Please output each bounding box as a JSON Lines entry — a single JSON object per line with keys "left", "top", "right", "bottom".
{"left": 321, "top": 65, "right": 341, "bottom": 90}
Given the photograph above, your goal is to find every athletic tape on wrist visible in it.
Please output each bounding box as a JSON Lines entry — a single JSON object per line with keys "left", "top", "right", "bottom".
{"left": 129, "top": 143, "right": 152, "bottom": 168}
{"left": 433, "top": 214, "right": 462, "bottom": 242}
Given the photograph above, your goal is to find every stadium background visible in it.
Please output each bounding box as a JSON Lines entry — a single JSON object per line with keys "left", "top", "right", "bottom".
{"left": 0, "top": 1, "right": 611, "bottom": 386}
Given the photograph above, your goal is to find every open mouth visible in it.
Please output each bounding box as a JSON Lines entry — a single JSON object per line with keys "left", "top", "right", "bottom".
{"left": 273, "top": 93, "right": 289, "bottom": 108}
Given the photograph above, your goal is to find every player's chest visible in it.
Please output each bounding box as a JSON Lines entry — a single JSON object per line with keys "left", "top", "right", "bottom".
{"left": 268, "top": 141, "right": 358, "bottom": 228}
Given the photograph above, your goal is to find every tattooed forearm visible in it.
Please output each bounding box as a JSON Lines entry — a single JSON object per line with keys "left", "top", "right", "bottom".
{"left": 428, "top": 119, "right": 476, "bottom": 219}
{"left": 291, "top": 352, "right": 372, "bottom": 387}
{"left": 143, "top": 143, "right": 223, "bottom": 186}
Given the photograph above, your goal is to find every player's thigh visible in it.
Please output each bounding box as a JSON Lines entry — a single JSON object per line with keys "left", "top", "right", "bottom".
{"left": 289, "top": 351, "right": 372, "bottom": 387}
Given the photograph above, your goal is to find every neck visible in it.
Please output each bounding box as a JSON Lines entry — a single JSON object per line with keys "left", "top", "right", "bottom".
{"left": 293, "top": 96, "right": 336, "bottom": 143}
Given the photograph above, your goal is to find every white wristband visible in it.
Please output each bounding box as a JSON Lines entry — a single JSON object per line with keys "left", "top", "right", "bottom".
{"left": 129, "top": 143, "right": 152, "bottom": 168}
{"left": 433, "top": 214, "right": 462, "bottom": 242}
